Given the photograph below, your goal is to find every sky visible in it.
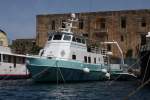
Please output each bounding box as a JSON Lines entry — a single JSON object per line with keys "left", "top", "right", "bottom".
{"left": 0, "top": 0, "right": 150, "bottom": 41}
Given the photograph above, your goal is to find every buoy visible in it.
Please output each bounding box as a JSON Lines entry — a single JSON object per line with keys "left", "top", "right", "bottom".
{"left": 102, "top": 69, "right": 107, "bottom": 73}
{"left": 105, "top": 73, "right": 110, "bottom": 79}
{"left": 83, "top": 68, "right": 90, "bottom": 73}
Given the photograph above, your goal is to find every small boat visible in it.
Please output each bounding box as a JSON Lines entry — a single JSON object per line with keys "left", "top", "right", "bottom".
{"left": 0, "top": 46, "right": 30, "bottom": 79}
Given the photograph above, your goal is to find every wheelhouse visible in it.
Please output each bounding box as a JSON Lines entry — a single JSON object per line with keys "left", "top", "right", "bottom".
{"left": 48, "top": 32, "right": 86, "bottom": 44}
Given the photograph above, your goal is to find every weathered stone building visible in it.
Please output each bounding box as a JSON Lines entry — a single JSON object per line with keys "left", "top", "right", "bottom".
{"left": 36, "top": 9, "right": 150, "bottom": 58}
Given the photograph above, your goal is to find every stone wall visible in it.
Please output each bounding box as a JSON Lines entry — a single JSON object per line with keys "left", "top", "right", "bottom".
{"left": 36, "top": 9, "right": 150, "bottom": 58}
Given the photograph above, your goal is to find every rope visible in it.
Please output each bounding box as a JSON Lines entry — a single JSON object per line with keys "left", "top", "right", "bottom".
{"left": 56, "top": 60, "right": 66, "bottom": 84}
{"left": 123, "top": 53, "right": 150, "bottom": 99}
{"left": 123, "top": 78, "right": 150, "bottom": 100}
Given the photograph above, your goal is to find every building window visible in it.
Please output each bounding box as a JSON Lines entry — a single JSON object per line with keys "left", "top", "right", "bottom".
{"left": 94, "top": 58, "right": 96, "bottom": 64}
{"left": 100, "top": 18, "right": 106, "bottom": 29}
{"left": 96, "top": 18, "right": 106, "bottom": 29}
{"left": 88, "top": 57, "right": 91, "bottom": 63}
{"left": 107, "top": 44, "right": 111, "bottom": 51}
{"left": 72, "top": 55, "right": 76, "bottom": 60}
{"left": 51, "top": 20, "right": 55, "bottom": 30}
{"left": 121, "top": 35, "right": 124, "bottom": 42}
{"left": 141, "top": 17, "right": 146, "bottom": 27}
{"left": 84, "top": 56, "right": 87, "bottom": 63}
{"left": 62, "top": 20, "right": 66, "bottom": 28}
{"left": 121, "top": 17, "right": 126, "bottom": 28}
{"left": 79, "top": 19, "right": 84, "bottom": 29}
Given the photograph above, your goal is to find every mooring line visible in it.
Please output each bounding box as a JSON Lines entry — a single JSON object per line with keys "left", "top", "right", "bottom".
{"left": 123, "top": 78, "right": 150, "bottom": 100}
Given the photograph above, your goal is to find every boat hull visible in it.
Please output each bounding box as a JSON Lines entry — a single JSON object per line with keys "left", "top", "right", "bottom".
{"left": 26, "top": 58, "right": 107, "bottom": 82}
{"left": 140, "top": 51, "right": 150, "bottom": 83}
{"left": 0, "top": 74, "right": 30, "bottom": 80}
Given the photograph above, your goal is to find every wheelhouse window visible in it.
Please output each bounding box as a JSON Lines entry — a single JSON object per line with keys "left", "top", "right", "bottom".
{"left": 63, "top": 35, "right": 71, "bottom": 41}
{"left": 88, "top": 57, "right": 91, "bottom": 63}
{"left": 82, "top": 39, "right": 85, "bottom": 44}
{"left": 72, "top": 37, "right": 76, "bottom": 42}
{"left": 3, "top": 54, "right": 13, "bottom": 63}
{"left": 72, "top": 36, "right": 85, "bottom": 44}
{"left": 72, "top": 55, "right": 76, "bottom": 60}
{"left": 16, "top": 57, "right": 25, "bottom": 64}
{"left": 84, "top": 56, "right": 87, "bottom": 63}
{"left": 76, "top": 38, "right": 82, "bottom": 43}
{"left": 48, "top": 35, "right": 52, "bottom": 41}
{"left": 94, "top": 58, "right": 96, "bottom": 64}
{"left": 53, "top": 34, "right": 62, "bottom": 40}
{"left": 3, "top": 54, "right": 9, "bottom": 63}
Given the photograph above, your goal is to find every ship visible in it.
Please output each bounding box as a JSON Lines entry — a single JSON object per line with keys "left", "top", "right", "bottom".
{"left": 26, "top": 14, "right": 134, "bottom": 83}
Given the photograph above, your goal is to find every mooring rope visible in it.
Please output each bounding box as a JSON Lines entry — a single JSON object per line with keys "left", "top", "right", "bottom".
{"left": 123, "top": 53, "right": 150, "bottom": 99}
{"left": 123, "top": 78, "right": 150, "bottom": 100}
{"left": 56, "top": 60, "right": 66, "bottom": 84}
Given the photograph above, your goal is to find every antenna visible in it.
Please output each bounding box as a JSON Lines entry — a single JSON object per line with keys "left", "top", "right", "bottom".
{"left": 60, "top": 13, "right": 78, "bottom": 33}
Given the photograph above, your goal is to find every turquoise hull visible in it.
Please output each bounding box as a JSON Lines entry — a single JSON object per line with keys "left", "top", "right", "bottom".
{"left": 26, "top": 57, "right": 107, "bottom": 82}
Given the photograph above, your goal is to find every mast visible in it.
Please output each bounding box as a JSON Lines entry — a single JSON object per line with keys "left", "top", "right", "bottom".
{"left": 60, "top": 13, "right": 78, "bottom": 34}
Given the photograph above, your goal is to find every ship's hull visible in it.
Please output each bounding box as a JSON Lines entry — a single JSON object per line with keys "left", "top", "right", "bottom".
{"left": 140, "top": 51, "right": 150, "bottom": 83}
{"left": 26, "top": 57, "right": 107, "bottom": 82}
{"left": 0, "top": 74, "right": 30, "bottom": 80}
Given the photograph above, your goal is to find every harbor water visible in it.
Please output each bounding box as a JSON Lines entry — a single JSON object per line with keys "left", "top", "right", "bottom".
{"left": 0, "top": 80, "right": 149, "bottom": 100}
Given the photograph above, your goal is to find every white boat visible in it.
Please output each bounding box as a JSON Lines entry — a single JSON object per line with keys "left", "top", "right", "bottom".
{"left": 0, "top": 46, "right": 30, "bottom": 79}
{"left": 26, "top": 14, "right": 115, "bottom": 83}
{"left": 26, "top": 13, "right": 136, "bottom": 83}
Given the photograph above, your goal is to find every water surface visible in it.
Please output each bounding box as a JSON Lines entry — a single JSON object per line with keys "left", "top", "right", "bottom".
{"left": 0, "top": 80, "right": 149, "bottom": 100}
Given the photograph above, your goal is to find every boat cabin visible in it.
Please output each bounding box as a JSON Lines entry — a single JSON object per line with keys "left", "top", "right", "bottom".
{"left": 39, "top": 32, "right": 105, "bottom": 65}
